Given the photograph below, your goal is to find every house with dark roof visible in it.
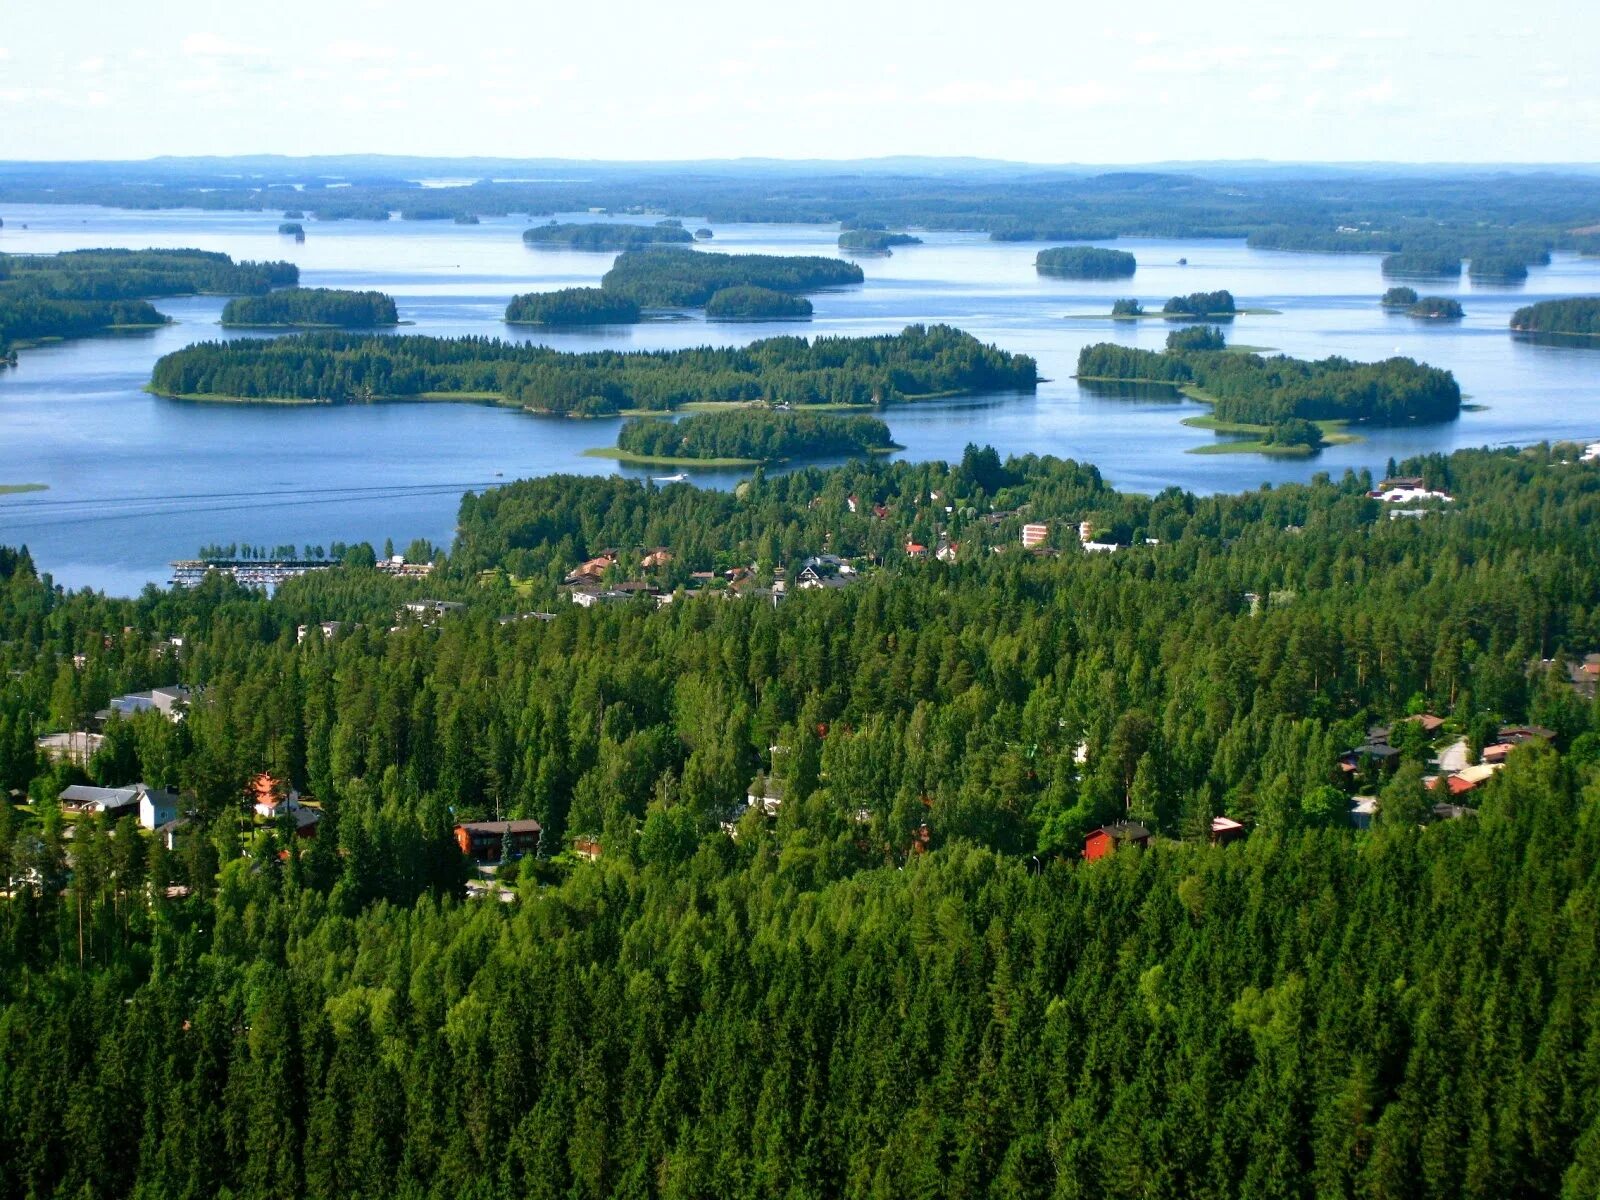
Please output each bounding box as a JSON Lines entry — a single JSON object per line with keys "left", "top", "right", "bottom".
{"left": 1084, "top": 821, "right": 1152, "bottom": 861}
{"left": 455, "top": 819, "right": 542, "bottom": 863}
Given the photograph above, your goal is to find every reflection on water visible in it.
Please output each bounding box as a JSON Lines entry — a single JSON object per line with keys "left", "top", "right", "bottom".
{"left": 1, "top": 203, "right": 1599, "bottom": 592}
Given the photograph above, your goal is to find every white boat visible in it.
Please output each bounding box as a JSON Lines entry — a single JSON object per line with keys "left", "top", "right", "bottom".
{"left": 652, "top": 472, "right": 689, "bottom": 483}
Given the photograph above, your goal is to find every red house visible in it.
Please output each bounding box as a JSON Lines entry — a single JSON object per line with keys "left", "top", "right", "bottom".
{"left": 1084, "top": 821, "right": 1152, "bottom": 861}
{"left": 455, "top": 818, "right": 542, "bottom": 862}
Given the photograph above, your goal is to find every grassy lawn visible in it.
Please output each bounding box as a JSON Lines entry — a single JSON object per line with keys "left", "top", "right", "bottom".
{"left": 1182, "top": 411, "right": 1361, "bottom": 456}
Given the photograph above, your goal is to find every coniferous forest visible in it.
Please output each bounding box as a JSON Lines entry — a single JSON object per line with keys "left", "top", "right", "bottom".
{"left": 148, "top": 324, "right": 1038, "bottom": 415}
{"left": 3, "top": 443, "right": 1600, "bottom": 1196}
{"left": 0, "top": 249, "right": 298, "bottom": 354}
{"left": 220, "top": 287, "right": 399, "bottom": 328}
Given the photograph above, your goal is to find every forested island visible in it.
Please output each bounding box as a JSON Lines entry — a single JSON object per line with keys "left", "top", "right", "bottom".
{"left": 704, "top": 285, "right": 812, "bottom": 320}
{"left": 607, "top": 409, "right": 894, "bottom": 464}
{"left": 1468, "top": 255, "right": 1528, "bottom": 283}
{"left": 838, "top": 229, "right": 921, "bottom": 254}
{"left": 149, "top": 323, "right": 1038, "bottom": 416}
{"left": 220, "top": 288, "right": 399, "bottom": 329}
{"left": 277, "top": 221, "right": 304, "bottom": 236}
{"left": 694, "top": 227, "right": 713, "bottom": 240}
{"left": 1380, "top": 286, "right": 1418, "bottom": 307}
{"left": 0, "top": 248, "right": 297, "bottom": 356}
{"left": 1078, "top": 338, "right": 1461, "bottom": 430}
{"left": 1035, "top": 246, "right": 1137, "bottom": 279}
{"left": 1163, "top": 290, "right": 1237, "bottom": 317}
{"left": 1407, "top": 296, "right": 1464, "bottom": 320}
{"left": 3, "top": 440, "right": 1600, "bottom": 1195}
{"left": 600, "top": 247, "right": 864, "bottom": 307}
{"left": 1511, "top": 297, "right": 1600, "bottom": 337}
{"left": 1382, "top": 251, "right": 1463, "bottom": 278}
{"left": 521, "top": 220, "right": 694, "bottom": 251}
{"left": 503, "top": 287, "right": 642, "bottom": 326}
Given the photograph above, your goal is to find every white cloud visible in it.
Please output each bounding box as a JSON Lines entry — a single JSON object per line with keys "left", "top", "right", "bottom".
{"left": 78, "top": 56, "right": 106, "bottom": 74}
{"left": 1353, "top": 78, "right": 1396, "bottom": 105}
{"left": 1249, "top": 83, "right": 1283, "bottom": 104}
{"left": 325, "top": 40, "right": 397, "bottom": 62}
{"left": 181, "top": 32, "right": 261, "bottom": 58}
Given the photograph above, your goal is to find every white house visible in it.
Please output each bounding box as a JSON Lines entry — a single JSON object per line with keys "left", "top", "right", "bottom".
{"left": 139, "top": 787, "right": 179, "bottom": 831}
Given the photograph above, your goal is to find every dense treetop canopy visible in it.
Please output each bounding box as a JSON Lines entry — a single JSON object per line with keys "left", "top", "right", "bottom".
{"left": 220, "top": 287, "right": 399, "bottom": 329}
{"left": 149, "top": 324, "right": 1038, "bottom": 416}
{"left": 3, "top": 441, "right": 1600, "bottom": 1195}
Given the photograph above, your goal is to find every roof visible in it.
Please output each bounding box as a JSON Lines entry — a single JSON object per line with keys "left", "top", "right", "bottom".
{"left": 1399, "top": 713, "right": 1446, "bottom": 732}
{"left": 1210, "top": 816, "right": 1245, "bottom": 834}
{"left": 1349, "top": 743, "right": 1400, "bottom": 759}
{"left": 60, "top": 783, "right": 139, "bottom": 806}
{"left": 1092, "top": 821, "right": 1151, "bottom": 841}
{"left": 457, "top": 819, "right": 542, "bottom": 836}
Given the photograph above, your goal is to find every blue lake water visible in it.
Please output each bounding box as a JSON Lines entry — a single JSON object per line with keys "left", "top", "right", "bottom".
{"left": 0, "top": 203, "right": 1597, "bottom": 593}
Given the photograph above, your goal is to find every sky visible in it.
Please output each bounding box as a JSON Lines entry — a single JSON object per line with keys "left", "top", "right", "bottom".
{"left": 1, "top": 0, "right": 1596, "bottom": 164}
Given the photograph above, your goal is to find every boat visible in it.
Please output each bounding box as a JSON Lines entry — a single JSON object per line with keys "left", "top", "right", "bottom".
{"left": 652, "top": 472, "right": 689, "bottom": 483}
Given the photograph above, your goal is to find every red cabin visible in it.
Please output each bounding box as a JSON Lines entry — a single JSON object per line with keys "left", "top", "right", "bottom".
{"left": 1084, "top": 821, "right": 1152, "bottom": 862}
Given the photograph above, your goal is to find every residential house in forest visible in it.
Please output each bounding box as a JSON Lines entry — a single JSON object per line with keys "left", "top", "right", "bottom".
{"left": 455, "top": 818, "right": 542, "bottom": 862}
{"left": 1083, "top": 821, "right": 1151, "bottom": 861}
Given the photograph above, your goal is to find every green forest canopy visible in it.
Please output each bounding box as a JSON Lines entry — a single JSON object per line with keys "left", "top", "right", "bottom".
{"left": 1077, "top": 341, "right": 1461, "bottom": 426}
{"left": 148, "top": 324, "right": 1039, "bottom": 416}
{"left": 1511, "top": 297, "right": 1600, "bottom": 336}
{"left": 704, "top": 286, "right": 813, "bottom": 320}
{"left": 3, "top": 442, "right": 1600, "bottom": 1194}
{"left": 0, "top": 248, "right": 298, "bottom": 353}
{"left": 220, "top": 288, "right": 398, "bottom": 329}
{"left": 1035, "top": 246, "right": 1137, "bottom": 279}
{"left": 600, "top": 247, "right": 864, "bottom": 307}
{"left": 521, "top": 220, "right": 695, "bottom": 251}
{"left": 503, "top": 287, "right": 642, "bottom": 326}
{"left": 614, "top": 409, "right": 893, "bottom": 462}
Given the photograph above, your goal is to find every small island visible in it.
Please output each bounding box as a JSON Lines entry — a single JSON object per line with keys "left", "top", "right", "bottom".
{"left": 278, "top": 222, "right": 305, "bottom": 236}
{"left": 1075, "top": 290, "right": 1278, "bottom": 321}
{"left": 1163, "top": 290, "right": 1237, "bottom": 318}
{"left": 1165, "top": 326, "right": 1226, "bottom": 352}
{"left": 839, "top": 229, "right": 922, "bottom": 255}
{"left": 1035, "top": 246, "right": 1137, "bottom": 279}
{"left": 694, "top": 228, "right": 714, "bottom": 240}
{"left": 453, "top": 213, "right": 480, "bottom": 225}
{"left": 504, "top": 288, "right": 642, "bottom": 326}
{"left": 220, "top": 288, "right": 399, "bottom": 329}
{"left": 704, "top": 286, "right": 812, "bottom": 321}
{"left": 1407, "top": 296, "right": 1464, "bottom": 320}
{"left": 1077, "top": 335, "right": 1460, "bottom": 457}
{"left": 1511, "top": 298, "right": 1600, "bottom": 338}
{"left": 1468, "top": 255, "right": 1528, "bottom": 283}
{"left": 598, "top": 410, "right": 897, "bottom": 466}
{"left": 282, "top": 210, "right": 304, "bottom": 220}
{"left": 522, "top": 221, "right": 695, "bottom": 251}
{"left": 1381, "top": 286, "right": 1419, "bottom": 308}
{"left": 600, "top": 247, "right": 864, "bottom": 308}
{"left": 1382, "top": 251, "right": 1463, "bottom": 279}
